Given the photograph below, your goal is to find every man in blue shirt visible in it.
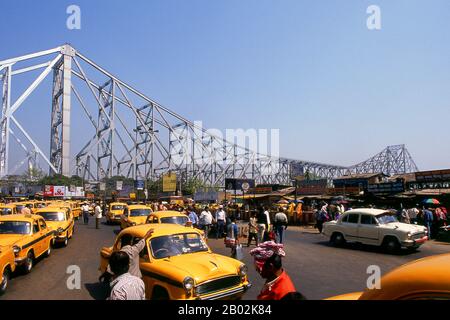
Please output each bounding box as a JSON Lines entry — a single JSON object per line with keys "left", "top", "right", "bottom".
{"left": 188, "top": 207, "right": 199, "bottom": 228}
{"left": 423, "top": 207, "right": 434, "bottom": 239}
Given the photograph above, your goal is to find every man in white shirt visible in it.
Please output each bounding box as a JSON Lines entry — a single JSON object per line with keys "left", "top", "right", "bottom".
{"left": 264, "top": 207, "right": 271, "bottom": 232}
{"left": 95, "top": 202, "right": 102, "bottom": 229}
{"left": 108, "top": 251, "right": 145, "bottom": 300}
{"left": 408, "top": 207, "right": 420, "bottom": 224}
{"left": 200, "top": 206, "right": 213, "bottom": 240}
{"left": 81, "top": 202, "right": 90, "bottom": 225}
{"left": 215, "top": 205, "right": 226, "bottom": 239}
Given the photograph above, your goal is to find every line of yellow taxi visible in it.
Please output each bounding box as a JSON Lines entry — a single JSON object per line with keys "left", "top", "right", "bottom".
{"left": 0, "top": 199, "right": 81, "bottom": 295}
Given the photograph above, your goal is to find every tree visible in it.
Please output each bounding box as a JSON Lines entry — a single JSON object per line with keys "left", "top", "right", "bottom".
{"left": 21, "top": 167, "right": 45, "bottom": 183}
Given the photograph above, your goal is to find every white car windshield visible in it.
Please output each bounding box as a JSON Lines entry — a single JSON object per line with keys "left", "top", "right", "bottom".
{"left": 150, "top": 233, "right": 208, "bottom": 259}
{"left": 376, "top": 214, "right": 398, "bottom": 224}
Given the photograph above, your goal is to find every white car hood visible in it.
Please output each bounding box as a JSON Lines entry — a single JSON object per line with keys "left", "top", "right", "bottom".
{"left": 382, "top": 222, "right": 425, "bottom": 233}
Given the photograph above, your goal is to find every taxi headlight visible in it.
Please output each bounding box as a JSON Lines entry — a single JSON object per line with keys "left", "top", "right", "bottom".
{"left": 239, "top": 264, "right": 248, "bottom": 281}
{"left": 12, "top": 245, "right": 21, "bottom": 256}
{"left": 183, "top": 277, "right": 195, "bottom": 294}
{"left": 57, "top": 227, "right": 64, "bottom": 234}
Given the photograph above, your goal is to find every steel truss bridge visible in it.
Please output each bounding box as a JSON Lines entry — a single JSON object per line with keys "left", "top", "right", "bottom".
{"left": 0, "top": 45, "right": 419, "bottom": 186}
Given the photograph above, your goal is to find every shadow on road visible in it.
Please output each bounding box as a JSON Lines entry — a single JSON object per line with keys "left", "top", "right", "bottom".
{"left": 317, "top": 240, "right": 420, "bottom": 256}
{"left": 85, "top": 282, "right": 110, "bottom": 300}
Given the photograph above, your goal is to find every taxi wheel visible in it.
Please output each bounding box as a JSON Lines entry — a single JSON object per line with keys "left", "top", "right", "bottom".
{"left": 0, "top": 269, "right": 10, "bottom": 295}
{"left": 23, "top": 252, "right": 34, "bottom": 274}
{"left": 63, "top": 237, "right": 69, "bottom": 247}
{"left": 44, "top": 244, "right": 51, "bottom": 257}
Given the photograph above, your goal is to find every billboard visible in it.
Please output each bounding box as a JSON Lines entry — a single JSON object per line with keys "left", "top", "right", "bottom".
{"left": 163, "top": 173, "right": 177, "bottom": 192}
{"left": 44, "top": 185, "right": 54, "bottom": 197}
{"left": 54, "top": 186, "right": 66, "bottom": 197}
{"left": 135, "top": 180, "right": 145, "bottom": 191}
{"left": 224, "top": 178, "right": 256, "bottom": 191}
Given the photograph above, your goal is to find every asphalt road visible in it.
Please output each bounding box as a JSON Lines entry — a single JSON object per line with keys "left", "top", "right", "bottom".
{"left": 2, "top": 218, "right": 450, "bottom": 300}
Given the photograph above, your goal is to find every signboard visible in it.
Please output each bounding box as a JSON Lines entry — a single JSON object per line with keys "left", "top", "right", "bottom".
{"left": 225, "top": 178, "right": 255, "bottom": 191}
{"left": 194, "top": 191, "right": 219, "bottom": 202}
{"left": 54, "top": 186, "right": 66, "bottom": 197}
{"left": 44, "top": 185, "right": 54, "bottom": 197}
{"left": 84, "top": 184, "right": 96, "bottom": 192}
{"left": 326, "top": 187, "right": 362, "bottom": 195}
{"left": 248, "top": 187, "right": 273, "bottom": 194}
{"left": 86, "top": 193, "right": 95, "bottom": 199}
{"left": 415, "top": 169, "right": 450, "bottom": 182}
{"left": 99, "top": 183, "right": 106, "bottom": 191}
{"left": 296, "top": 179, "right": 328, "bottom": 195}
{"left": 368, "top": 182, "right": 405, "bottom": 195}
{"left": 135, "top": 180, "right": 145, "bottom": 191}
{"left": 116, "top": 181, "right": 123, "bottom": 191}
{"left": 163, "top": 173, "right": 177, "bottom": 192}
{"left": 129, "top": 193, "right": 136, "bottom": 200}
{"left": 69, "top": 185, "right": 76, "bottom": 192}
{"left": 75, "top": 187, "right": 84, "bottom": 197}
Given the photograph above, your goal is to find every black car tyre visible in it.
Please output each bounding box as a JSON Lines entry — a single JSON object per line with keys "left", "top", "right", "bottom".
{"left": 0, "top": 269, "right": 10, "bottom": 295}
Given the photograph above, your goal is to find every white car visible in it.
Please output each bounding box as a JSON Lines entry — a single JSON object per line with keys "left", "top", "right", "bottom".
{"left": 322, "top": 209, "right": 428, "bottom": 253}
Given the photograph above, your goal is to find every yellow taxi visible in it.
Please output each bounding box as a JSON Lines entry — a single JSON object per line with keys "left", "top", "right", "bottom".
{"left": 35, "top": 207, "right": 74, "bottom": 247}
{"left": 327, "top": 253, "right": 450, "bottom": 300}
{"left": 106, "top": 202, "right": 128, "bottom": 224}
{"left": 0, "top": 245, "right": 16, "bottom": 295}
{"left": 0, "top": 204, "right": 18, "bottom": 215}
{"left": 99, "top": 224, "right": 251, "bottom": 300}
{"left": 145, "top": 210, "right": 189, "bottom": 226}
{"left": 120, "top": 204, "right": 152, "bottom": 230}
{"left": 0, "top": 214, "right": 53, "bottom": 274}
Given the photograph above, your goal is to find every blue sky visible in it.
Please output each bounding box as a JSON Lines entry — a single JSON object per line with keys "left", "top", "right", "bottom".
{"left": 1, "top": 0, "right": 449, "bottom": 171}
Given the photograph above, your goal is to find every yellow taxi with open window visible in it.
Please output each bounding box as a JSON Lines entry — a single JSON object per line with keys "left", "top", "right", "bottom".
{"left": 106, "top": 202, "right": 128, "bottom": 224}
{"left": 99, "top": 224, "right": 251, "bottom": 300}
{"left": 0, "top": 214, "right": 53, "bottom": 274}
{"left": 120, "top": 204, "right": 152, "bottom": 229}
{"left": 0, "top": 244, "right": 16, "bottom": 295}
{"left": 35, "top": 207, "right": 74, "bottom": 247}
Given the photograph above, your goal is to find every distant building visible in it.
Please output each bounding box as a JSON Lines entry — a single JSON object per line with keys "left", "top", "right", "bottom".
{"left": 333, "top": 173, "right": 387, "bottom": 191}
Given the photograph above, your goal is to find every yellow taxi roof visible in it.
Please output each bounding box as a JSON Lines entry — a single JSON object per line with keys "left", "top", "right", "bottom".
{"left": 0, "top": 214, "right": 42, "bottom": 222}
{"left": 128, "top": 204, "right": 150, "bottom": 210}
{"left": 35, "top": 207, "right": 67, "bottom": 213}
{"left": 150, "top": 210, "right": 186, "bottom": 218}
{"left": 122, "top": 223, "right": 199, "bottom": 239}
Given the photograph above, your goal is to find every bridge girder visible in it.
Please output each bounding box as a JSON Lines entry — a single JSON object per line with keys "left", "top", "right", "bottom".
{"left": 0, "top": 45, "right": 419, "bottom": 186}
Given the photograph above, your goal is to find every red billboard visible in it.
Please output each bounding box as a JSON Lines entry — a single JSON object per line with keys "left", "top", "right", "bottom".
{"left": 44, "top": 185, "right": 54, "bottom": 197}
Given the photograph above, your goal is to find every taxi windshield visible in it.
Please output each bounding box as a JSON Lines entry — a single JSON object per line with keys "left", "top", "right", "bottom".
{"left": 111, "top": 205, "right": 125, "bottom": 210}
{"left": 0, "top": 221, "right": 31, "bottom": 234}
{"left": 160, "top": 216, "right": 189, "bottom": 225}
{"left": 376, "top": 214, "right": 398, "bottom": 224}
{"left": 1, "top": 208, "right": 13, "bottom": 215}
{"left": 129, "top": 209, "right": 151, "bottom": 217}
{"left": 150, "top": 233, "right": 208, "bottom": 259}
{"left": 39, "top": 212, "right": 66, "bottom": 222}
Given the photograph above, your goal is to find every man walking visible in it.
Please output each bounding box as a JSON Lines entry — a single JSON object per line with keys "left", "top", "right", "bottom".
{"left": 215, "top": 205, "right": 226, "bottom": 239}
{"left": 274, "top": 209, "right": 289, "bottom": 244}
{"left": 188, "top": 207, "right": 199, "bottom": 228}
{"left": 199, "top": 206, "right": 213, "bottom": 240}
{"left": 423, "top": 207, "right": 434, "bottom": 239}
{"left": 108, "top": 251, "right": 145, "bottom": 300}
{"left": 81, "top": 202, "right": 90, "bottom": 225}
{"left": 95, "top": 202, "right": 102, "bottom": 229}
{"left": 248, "top": 211, "right": 259, "bottom": 247}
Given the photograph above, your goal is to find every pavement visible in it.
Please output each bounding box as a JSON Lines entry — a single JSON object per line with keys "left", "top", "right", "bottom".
{"left": 2, "top": 220, "right": 450, "bottom": 300}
